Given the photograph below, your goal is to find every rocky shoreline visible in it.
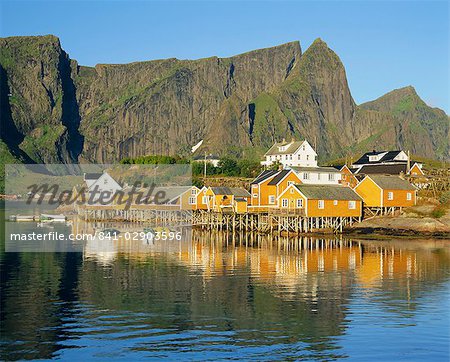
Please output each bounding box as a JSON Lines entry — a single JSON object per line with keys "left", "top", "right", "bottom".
{"left": 344, "top": 211, "right": 450, "bottom": 239}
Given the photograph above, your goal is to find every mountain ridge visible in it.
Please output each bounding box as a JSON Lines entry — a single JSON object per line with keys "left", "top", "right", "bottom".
{"left": 0, "top": 35, "right": 448, "bottom": 164}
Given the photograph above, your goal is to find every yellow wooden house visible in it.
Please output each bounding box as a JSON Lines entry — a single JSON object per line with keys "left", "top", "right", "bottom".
{"left": 339, "top": 165, "right": 359, "bottom": 188}
{"left": 277, "top": 184, "right": 363, "bottom": 217}
{"left": 409, "top": 163, "right": 425, "bottom": 176}
{"left": 205, "top": 187, "right": 251, "bottom": 212}
{"left": 353, "top": 175, "right": 416, "bottom": 208}
{"left": 250, "top": 169, "right": 302, "bottom": 207}
{"left": 195, "top": 186, "right": 209, "bottom": 210}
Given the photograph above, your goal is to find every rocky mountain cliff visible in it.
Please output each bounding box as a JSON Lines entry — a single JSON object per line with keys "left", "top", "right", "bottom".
{"left": 0, "top": 35, "right": 448, "bottom": 164}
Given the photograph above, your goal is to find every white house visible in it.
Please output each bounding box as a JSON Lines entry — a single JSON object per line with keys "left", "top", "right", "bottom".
{"left": 261, "top": 139, "right": 318, "bottom": 168}
{"left": 83, "top": 172, "right": 122, "bottom": 204}
{"left": 290, "top": 166, "right": 342, "bottom": 185}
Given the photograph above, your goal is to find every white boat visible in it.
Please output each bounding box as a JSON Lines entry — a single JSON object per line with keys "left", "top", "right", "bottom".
{"left": 40, "top": 213, "right": 66, "bottom": 222}
{"left": 13, "top": 215, "right": 36, "bottom": 222}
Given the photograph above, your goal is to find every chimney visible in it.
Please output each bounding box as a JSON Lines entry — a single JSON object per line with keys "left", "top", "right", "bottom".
{"left": 407, "top": 150, "right": 411, "bottom": 174}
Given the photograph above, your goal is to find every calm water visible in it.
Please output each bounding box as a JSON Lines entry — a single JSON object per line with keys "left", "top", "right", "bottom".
{"left": 1, "top": 212, "right": 449, "bottom": 360}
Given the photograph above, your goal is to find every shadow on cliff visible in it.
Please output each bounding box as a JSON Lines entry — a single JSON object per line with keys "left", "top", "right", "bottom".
{"left": 58, "top": 51, "right": 84, "bottom": 167}
{"left": 0, "top": 64, "right": 35, "bottom": 163}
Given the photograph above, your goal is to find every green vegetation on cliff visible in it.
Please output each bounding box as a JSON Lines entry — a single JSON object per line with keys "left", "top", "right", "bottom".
{"left": 1, "top": 35, "right": 448, "bottom": 165}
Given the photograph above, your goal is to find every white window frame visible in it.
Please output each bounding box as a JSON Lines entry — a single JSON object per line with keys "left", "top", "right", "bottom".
{"left": 318, "top": 200, "right": 324, "bottom": 209}
{"left": 297, "top": 199, "right": 303, "bottom": 208}
{"left": 188, "top": 196, "right": 196, "bottom": 205}
{"left": 282, "top": 199, "right": 289, "bottom": 208}
{"left": 328, "top": 173, "right": 334, "bottom": 181}
{"left": 333, "top": 200, "right": 338, "bottom": 206}
{"left": 387, "top": 192, "right": 394, "bottom": 200}
{"left": 252, "top": 193, "right": 258, "bottom": 198}
{"left": 348, "top": 200, "right": 356, "bottom": 209}
{"left": 303, "top": 172, "right": 309, "bottom": 180}
{"left": 202, "top": 196, "right": 208, "bottom": 204}
{"left": 191, "top": 189, "right": 197, "bottom": 195}
{"left": 268, "top": 195, "right": 275, "bottom": 204}
{"left": 407, "top": 192, "right": 412, "bottom": 201}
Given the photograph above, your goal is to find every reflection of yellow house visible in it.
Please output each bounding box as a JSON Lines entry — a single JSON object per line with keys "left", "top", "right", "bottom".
{"left": 354, "top": 175, "right": 416, "bottom": 208}
{"left": 205, "top": 187, "right": 251, "bottom": 212}
{"left": 356, "top": 250, "right": 416, "bottom": 289}
{"left": 250, "top": 169, "right": 301, "bottom": 207}
{"left": 277, "top": 184, "right": 363, "bottom": 217}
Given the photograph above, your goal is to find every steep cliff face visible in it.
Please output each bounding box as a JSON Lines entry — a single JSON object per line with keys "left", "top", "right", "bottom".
{"left": 0, "top": 35, "right": 448, "bottom": 164}
{"left": 0, "top": 35, "right": 82, "bottom": 163}
{"left": 245, "top": 38, "right": 360, "bottom": 158}
{"left": 74, "top": 41, "right": 301, "bottom": 162}
{"left": 359, "top": 86, "right": 449, "bottom": 159}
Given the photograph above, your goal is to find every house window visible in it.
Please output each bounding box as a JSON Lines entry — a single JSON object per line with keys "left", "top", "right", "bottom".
{"left": 306, "top": 155, "right": 309, "bottom": 160}
{"left": 202, "top": 196, "right": 208, "bottom": 204}
{"left": 314, "top": 155, "right": 317, "bottom": 161}
{"left": 290, "top": 188, "right": 295, "bottom": 194}
{"left": 303, "top": 172, "right": 309, "bottom": 180}
{"left": 191, "top": 189, "right": 197, "bottom": 195}
{"left": 269, "top": 195, "right": 275, "bottom": 204}
{"left": 290, "top": 155, "right": 293, "bottom": 160}
{"left": 282, "top": 199, "right": 289, "bottom": 208}
{"left": 317, "top": 173, "right": 321, "bottom": 180}
{"left": 252, "top": 193, "right": 258, "bottom": 198}
{"left": 297, "top": 199, "right": 303, "bottom": 208}
{"left": 302, "top": 145, "right": 305, "bottom": 151}
{"left": 407, "top": 192, "right": 412, "bottom": 201}
{"left": 328, "top": 173, "right": 334, "bottom": 181}
{"left": 188, "top": 197, "right": 196, "bottom": 205}
{"left": 388, "top": 192, "right": 394, "bottom": 200}
{"left": 333, "top": 200, "right": 338, "bottom": 206}
{"left": 298, "top": 154, "right": 301, "bottom": 160}
{"left": 318, "top": 200, "right": 324, "bottom": 209}
{"left": 348, "top": 200, "right": 356, "bottom": 209}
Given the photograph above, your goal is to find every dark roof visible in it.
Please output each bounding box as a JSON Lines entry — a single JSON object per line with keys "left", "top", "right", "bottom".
{"left": 353, "top": 150, "right": 403, "bottom": 165}
{"left": 290, "top": 166, "right": 341, "bottom": 173}
{"left": 84, "top": 173, "right": 102, "bottom": 180}
{"left": 210, "top": 187, "right": 251, "bottom": 197}
{"left": 294, "top": 185, "right": 362, "bottom": 201}
{"left": 368, "top": 175, "right": 416, "bottom": 190}
{"left": 267, "top": 169, "right": 291, "bottom": 185}
{"left": 251, "top": 170, "right": 278, "bottom": 184}
{"left": 357, "top": 163, "right": 407, "bottom": 175}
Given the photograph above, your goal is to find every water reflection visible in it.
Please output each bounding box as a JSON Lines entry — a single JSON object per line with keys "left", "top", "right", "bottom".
{"left": 1, "top": 224, "right": 449, "bottom": 360}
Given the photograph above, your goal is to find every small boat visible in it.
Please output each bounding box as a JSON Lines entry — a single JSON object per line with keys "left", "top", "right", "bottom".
{"left": 40, "top": 213, "right": 66, "bottom": 222}
{"left": 14, "top": 215, "right": 36, "bottom": 222}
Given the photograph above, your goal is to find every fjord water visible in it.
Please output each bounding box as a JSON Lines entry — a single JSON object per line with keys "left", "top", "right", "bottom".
{"left": 1, "top": 217, "right": 449, "bottom": 360}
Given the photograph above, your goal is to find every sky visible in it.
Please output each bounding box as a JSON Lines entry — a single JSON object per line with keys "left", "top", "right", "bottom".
{"left": 1, "top": 1, "right": 449, "bottom": 113}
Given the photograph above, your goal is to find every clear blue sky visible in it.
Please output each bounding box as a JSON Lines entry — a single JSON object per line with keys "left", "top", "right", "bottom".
{"left": 1, "top": 1, "right": 449, "bottom": 113}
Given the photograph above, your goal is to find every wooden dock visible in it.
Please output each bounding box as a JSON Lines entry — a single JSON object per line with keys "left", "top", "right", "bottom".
{"left": 75, "top": 205, "right": 361, "bottom": 234}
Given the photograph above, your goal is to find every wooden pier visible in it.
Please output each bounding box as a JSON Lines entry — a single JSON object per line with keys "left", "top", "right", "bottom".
{"left": 75, "top": 205, "right": 361, "bottom": 234}
{"left": 192, "top": 210, "right": 361, "bottom": 234}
